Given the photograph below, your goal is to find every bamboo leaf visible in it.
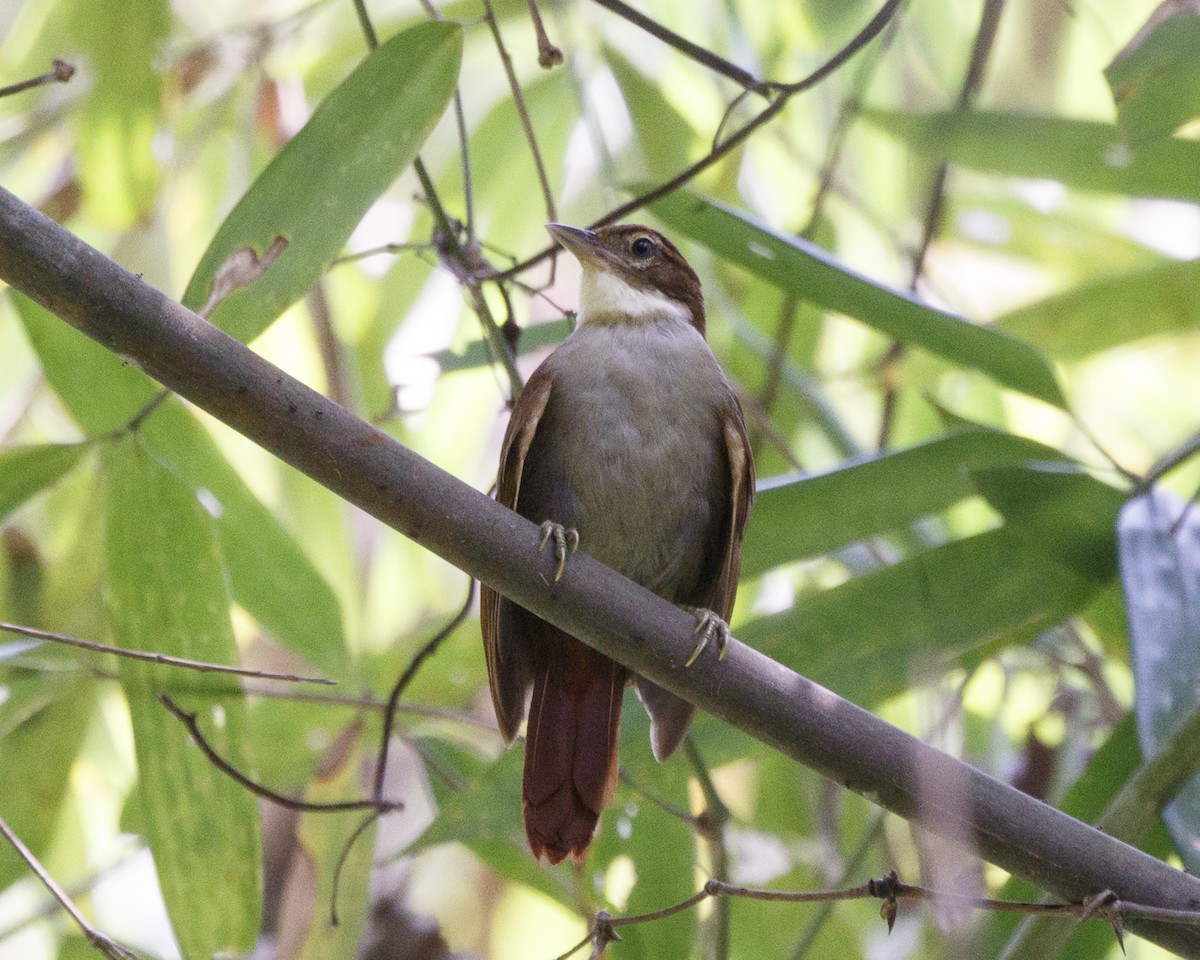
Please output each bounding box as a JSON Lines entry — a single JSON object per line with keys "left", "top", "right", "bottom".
{"left": 740, "top": 528, "right": 1097, "bottom": 707}
{"left": 181, "top": 21, "right": 463, "bottom": 342}
{"left": 104, "top": 438, "right": 261, "bottom": 959}
{"left": 997, "top": 258, "right": 1200, "bottom": 360}
{"left": 14, "top": 295, "right": 347, "bottom": 676}
{"left": 866, "top": 109, "right": 1200, "bottom": 204}
{"left": 649, "top": 191, "right": 1066, "bottom": 407}
{"left": 744, "top": 428, "right": 1066, "bottom": 576}
{"left": 0, "top": 443, "right": 87, "bottom": 522}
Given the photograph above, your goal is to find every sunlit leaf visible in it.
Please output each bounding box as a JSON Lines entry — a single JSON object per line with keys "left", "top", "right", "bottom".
{"left": 69, "top": 0, "right": 169, "bottom": 225}
{"left": 104, "top": 438, "right": 261, "bottom": 958}
{"left": 997, "top": 258, "right": 1200, "bottom": 360}
{"left": 970, "top": 463, "right": 1128, "bottom": 581}
{"left": 1118, "top": 486, "right": 1200, "bottom": 874}
{"left": 1106, "top": 4, "right": 1200, "bottom": 142}
{"left": 740, "top": 528, "right": 1096, "bottom": 707}
{"left": 0, "top": 443, "right": 87, "bottom": 522}
{"left": 745, "top": 428, "right": 1066, "bottom": 576}
{"left": 284, "top": 724, "right": 375, "bottom": 960}
{"left": 866, "top": 109, "right": 1200, "bottom": 204}
{"left": 649, "top": 191, "right": 1067, "bottom": 407}
{"left": 0, "top": 679, "right": 93, "bottom": 890}
{"left": 181, "top": 21, "right": 463, "bottom": 342}
{"left": 14, "top": 295, "right": 347, "bottom": 675}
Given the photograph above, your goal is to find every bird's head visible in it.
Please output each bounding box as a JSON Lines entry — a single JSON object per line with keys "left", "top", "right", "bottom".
{"left": 546, "top": 223, "right": 705, "bottom": 335}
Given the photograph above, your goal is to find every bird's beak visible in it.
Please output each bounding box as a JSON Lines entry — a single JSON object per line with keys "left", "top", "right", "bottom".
{"left": 546, "top": 223, "right": 606, "bottom": 267}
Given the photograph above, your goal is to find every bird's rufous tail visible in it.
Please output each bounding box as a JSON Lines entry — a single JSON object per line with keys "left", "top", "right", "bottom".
{"left": 522, "top": 637, "right": 624, "bottom": 864}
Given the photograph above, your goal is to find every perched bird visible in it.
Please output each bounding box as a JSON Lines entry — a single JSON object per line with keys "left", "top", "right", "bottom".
{"left": 480, "top": 223, "right": 754, "bottom": 864}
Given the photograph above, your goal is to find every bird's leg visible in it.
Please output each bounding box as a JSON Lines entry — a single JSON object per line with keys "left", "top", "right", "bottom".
{"left": 538, "top": 520, "right": 579, "bottom": 582}
{"left": 685, "top": 608, "right": 731, "bottom": 667}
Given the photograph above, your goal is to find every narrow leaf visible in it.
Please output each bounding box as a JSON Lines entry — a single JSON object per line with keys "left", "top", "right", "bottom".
{"left": 15, "top": 295, "right": 347, "bottom": 675}
{"left": 970, "top": 463, "right": 1128, "bottom": 581}
{"left": 0, "top": 444, "right": 87, "bottom": 522}
{"left": 997, "top": 258, "right": 1200, "bottom": 360}
{"left": 649, "top": 191, "right": 1066, "bottom": 408}
{"left": 866, "top": 109, "right": 1200, "bottom": 204}
{"left": 1106, "top": 4, "right": 1200, "bottom": 142}
{"left": 744, "top": 429, "right": 1066, "bottom": 576}
{"left": 1118, "top": 486, "right": 1200, "bottom": 874}
{"left": 181, "top": 21, "right": 463, "bottom": 342}
{"left": 105, "top": 438, "right": 262, "bottom": 958}
{"left": 740, "top": 528, "right": 1097, "bottom": 707}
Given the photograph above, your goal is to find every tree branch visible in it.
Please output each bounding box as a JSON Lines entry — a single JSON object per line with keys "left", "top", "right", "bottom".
{"left": 2, "top": 185, "right": 1200, "bottom": 956}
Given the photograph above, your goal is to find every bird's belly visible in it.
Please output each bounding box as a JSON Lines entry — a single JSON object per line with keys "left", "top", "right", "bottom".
{"left": 529, "top": 325, "right": 729, "bottom": 598}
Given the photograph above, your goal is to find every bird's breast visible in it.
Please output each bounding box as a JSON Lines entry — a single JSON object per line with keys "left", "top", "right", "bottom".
{"left": 525, "top": 319, "right": 731, "bottom": 596}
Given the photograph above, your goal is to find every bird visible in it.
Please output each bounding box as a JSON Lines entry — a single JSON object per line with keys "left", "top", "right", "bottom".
{"left": 480, "top": 222, "right": 754, "bottom": 864}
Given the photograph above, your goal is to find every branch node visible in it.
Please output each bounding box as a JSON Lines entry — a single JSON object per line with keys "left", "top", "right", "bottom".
{"left": 590, "top": 910, "right": 621, "bottom": 955}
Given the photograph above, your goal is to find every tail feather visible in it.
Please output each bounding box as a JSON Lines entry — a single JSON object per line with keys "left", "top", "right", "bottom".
{"left": 523, "top": 636, "right": 625, "bottom": 864}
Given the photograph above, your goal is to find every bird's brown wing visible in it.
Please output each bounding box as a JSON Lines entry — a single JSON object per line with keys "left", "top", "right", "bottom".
{"left": 636, "top": 389, "right": 755, "bottom": 761}
{"left": 710, "top": 392, "right": 756, "bottom": 620}
{"left": 480, "top": 369, "right": 555, "bottom": 744}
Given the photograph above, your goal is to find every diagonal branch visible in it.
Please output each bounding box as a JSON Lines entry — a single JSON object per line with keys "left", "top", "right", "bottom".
{"left": 2, "top": 185, "right": 1200, "bottom": 957}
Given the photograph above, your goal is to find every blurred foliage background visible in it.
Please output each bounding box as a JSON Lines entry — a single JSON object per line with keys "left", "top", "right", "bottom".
{"left": 2, "top": 0, "right": 1200, "bottom": 958}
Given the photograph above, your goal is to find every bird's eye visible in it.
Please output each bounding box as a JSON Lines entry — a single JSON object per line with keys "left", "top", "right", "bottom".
{"left": 631, "top": 236, "right": 654, "bottom": 257}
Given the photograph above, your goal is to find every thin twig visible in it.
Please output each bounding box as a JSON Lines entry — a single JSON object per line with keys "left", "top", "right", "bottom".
{"left": 481, "top": 0, "right": 558, "bottom": 228}
{"left": 351, "top": 0, "right": 378, "bottom": 48}
{"left": 0, "top": 814, "right": 141, "bottom": 960}
{"left": 490, "top": 0, "right": 906, "bottom": 283}
{"left": 350, "top": 0, "right": 523, "bottom": 398}
{"left": 372, "top": 579, "right": 477, "bottom": 800}
{"left": 588, "top": 0, "right": 764, "bottom": 92}
{"left": 0, "top": 620, "right": 334, "bottom": 685}
{"left": 684, "top": 737, "right": 731, "bottom": 960}
{"left": 1137, "top": 428, "right": 1200, "bottom": 493}
{"left": 307, "top": 279, "right": 350, "bottom": 408}
{"left": 0, "top": 59, "right": 75, "bottom": 99}
{"left": 159, "top": 694, "right": 400, "bottom": 813}
{"left": 617, "top": 768, "right": 696, "bottom": 825}
{"left": 877, "top": 0, "right": 1005, "bottom": 450}
{"left": 525, "top": 0, "right": 563, "bottom": 67}
{"left": 329, "top": 810, "right": 382, "bottom": 926}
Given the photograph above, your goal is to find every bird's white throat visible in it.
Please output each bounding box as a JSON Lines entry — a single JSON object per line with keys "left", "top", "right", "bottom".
{"left": 578, "top": 267, "right": 692, "bottom": 326}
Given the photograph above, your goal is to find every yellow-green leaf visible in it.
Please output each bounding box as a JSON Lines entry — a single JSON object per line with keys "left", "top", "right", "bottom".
{"left": 104, "top": 438, "right": 262, "bottom": 959}
{"left": 182, "top": 21, "right": 463, "bottom": 342}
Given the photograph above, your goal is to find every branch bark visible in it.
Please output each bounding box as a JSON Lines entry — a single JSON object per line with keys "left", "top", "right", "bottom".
{"left": 2, "top": 185, "right": 1200, "bottom": 956}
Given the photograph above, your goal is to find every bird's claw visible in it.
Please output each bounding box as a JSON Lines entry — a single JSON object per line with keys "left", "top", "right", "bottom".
{"left": 686, "top": 608, "right": 730, "bottom": 667}
{"left": 538, "top": 520, "right": 579, "bottom": 582}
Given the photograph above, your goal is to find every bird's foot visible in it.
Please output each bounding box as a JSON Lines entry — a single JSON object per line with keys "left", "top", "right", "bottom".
{"left": 685, "top": 608, "right": 731, "bottom": 667}
{"left": 538, "top": 520, "right": 579, "bottom": 582}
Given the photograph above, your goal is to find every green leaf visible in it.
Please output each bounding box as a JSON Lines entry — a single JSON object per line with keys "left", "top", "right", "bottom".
{"left": 648, "top": 191, "right": 1066, "bottom": 408}
{"left": 607, "top": 47, "right": 698, "bottom": 180}
{"left": 1118, "top": 487, "right": 1200, "bottom": 874}
{"left": 288, "top": 725, "right": 376, "bottom": 960}
{"left": 997, "top": 258, "right": 1200, "bottom": 360}
{"left": 0, "top": 444, "right": 87, "bottom": 522}
{"left": 745, "top": 428, "right": 1067, "bottom": 576}
{"left": 865, "top": 109, "right": 1200, "bottom": 204}
{"left": 104, "top": 438, "right": 261, "bottom": 959}
{"left": 740, "top": 528, "right": 1097, "bottom": 707}
{"left": 181, "top": 21, "right": 463, "bottom": 342}
{"left": 1106, "top": 7, "right": 1200, "bottom": 142}
{"left": 430, "top": 317, "right": 572, "bottom": 374}
{"left": 0, "top": 678, "right": 94, "bottom": 890}
{"left": 69, "top": 0, "right": 169, "bottom": 226}
{"left": 15, "top": 294, "right": 347, "bottom": 676}
{"left": 969, "top": 463, "right": 1128, "bottom": 581}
